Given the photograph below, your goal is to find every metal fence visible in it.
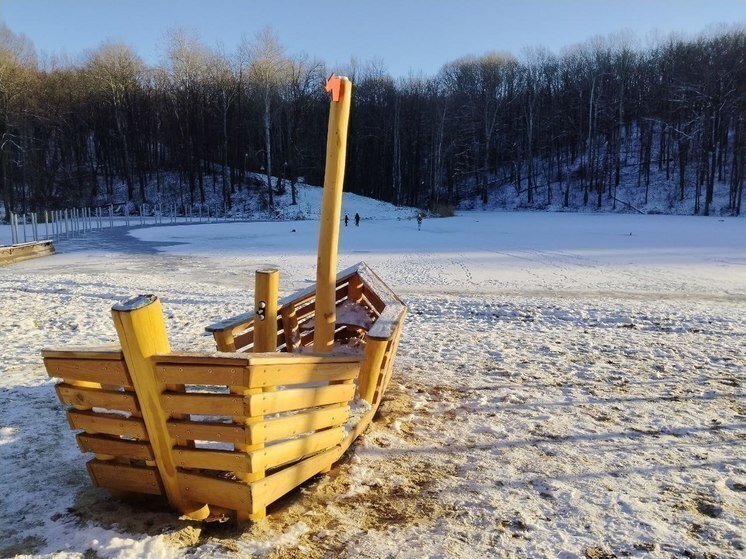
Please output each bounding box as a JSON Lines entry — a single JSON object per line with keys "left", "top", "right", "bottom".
{"left": 7, "top": 203, "right": 240, "bottom": 245}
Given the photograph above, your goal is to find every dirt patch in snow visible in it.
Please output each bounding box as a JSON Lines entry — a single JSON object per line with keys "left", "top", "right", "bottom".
{"left": 193, "top": 387, "right": 458, "bottom": 558}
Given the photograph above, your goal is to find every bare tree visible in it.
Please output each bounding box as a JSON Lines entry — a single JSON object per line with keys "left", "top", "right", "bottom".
{"left": 242, "top": 27, "right": 290, "bottom": 211}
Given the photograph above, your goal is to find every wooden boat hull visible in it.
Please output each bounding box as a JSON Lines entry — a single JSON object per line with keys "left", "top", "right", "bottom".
{"left": 42, "top": 261, "right": 405, "bottom": 521}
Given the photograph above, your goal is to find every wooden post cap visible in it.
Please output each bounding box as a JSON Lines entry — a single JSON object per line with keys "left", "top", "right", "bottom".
{"left": 112, "top": 294, "right": 158, "bottom": 312}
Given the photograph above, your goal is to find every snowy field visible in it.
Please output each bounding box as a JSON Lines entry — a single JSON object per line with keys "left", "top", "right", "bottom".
{"left": 1, "top": 210, "right": 745, "bottom": 558}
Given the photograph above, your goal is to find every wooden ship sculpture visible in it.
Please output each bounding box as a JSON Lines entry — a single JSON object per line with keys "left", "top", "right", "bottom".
{"left": 42, "top": 76, "right": 406, "bottom": 522}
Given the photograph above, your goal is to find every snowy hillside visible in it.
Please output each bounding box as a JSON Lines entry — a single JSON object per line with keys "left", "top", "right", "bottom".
{"left": 460, "top": 136, "right": 743, "bottom": 217}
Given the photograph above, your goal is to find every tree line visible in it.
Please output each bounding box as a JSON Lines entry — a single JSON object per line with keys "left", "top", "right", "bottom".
{"left": 1, "top": 24, "right": 744, "bottom": 219}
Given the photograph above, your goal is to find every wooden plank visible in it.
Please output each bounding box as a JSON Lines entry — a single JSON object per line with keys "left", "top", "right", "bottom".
{"left": 371, "top": 340, "right": 394, "bottom": 406}
{"left": 252, "top": 406, "right": 349, "bottom": 444}
{"left": 154, "top": 353, "right": 252, "bottom": 366}
{"left": 347, "top": 274, "right": 364, "bottom": 303}
{"left": 361, "top": 285, "right": 385, "bottom": 314}
{"left": 173, "top": 447, "right": 249, "bottom": 473}
{"left": 254, "top": 269, "right": 279, "bottom": 352}
{"left": 56, "top": 383, "right": 140, "bottom": 413}
{"left": 367, "top": 302, "right": 406, "bottom": 341}
{"left": 232, "top": 330, "right": 254, "bottom": 352}
{"left": 359, "top": 293, "right": 382, "bottom": 318}
{"left": 167, "top": 419, "right": 247, "bottom": 446}
{"left": 112, "top": 295, "right": 210, "bottom": 520}
{"left": 42, "top": 345, "right": 122, "bottom": 360}
{"left": 379, "top": 312, "right": 406, "bottom": 396}
{"left": 44, "top": 358, "right": 132, "bottom": 388}
{"left": 0, "top": 240, "right": 55, "bottom": 265}
{"left": 169, "top": 404, "right": 350, "bottom": 447}
{"left": 178, "top": 472, "right": 252, "bottom": 512}
{"left": 235, "top": 329, "right": 285, "bottom": 353}
{"left": 87, "top": 459, "right": 164, "bottom": 495}
{"left": 68, "top": 410, "right": 148, "bottom": 439}
{"left": 246, "top": 384, "right": 355, "bottom": 416}
{"left": 253, "top": 426, "right": 345, "bottom": 472}
{"left": 154, "top": 362, "right": 249, "bottom": 387}
{"left": 212, "top": 331, "right": 236, "bottom": 352}
{"left": 77, "top": 433, "right": 154, "bottom": 461}
{"left": 251, "top": 447, "right": 338, "bottom": 511}
{"left": 357, "top": 262, "right": 404, "bottom": 308}
{"left": 249, "top": 361, "right": 360, "bottom": 389}
{"left": 358, "top": 338, "right": 388, "bottom": 403}
{"left": 247, "top": 352, "right": 362, "bottom": 366}
{"left": 280, "top": 306, "right": 300, "bottom": 353}
{"left": 161, "top": 393, "right": 246, "bottom": 416}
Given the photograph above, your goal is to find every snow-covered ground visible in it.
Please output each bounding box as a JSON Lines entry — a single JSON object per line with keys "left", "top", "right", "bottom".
{"left": 1, "top": 211, "right": 744, "bottom": 558}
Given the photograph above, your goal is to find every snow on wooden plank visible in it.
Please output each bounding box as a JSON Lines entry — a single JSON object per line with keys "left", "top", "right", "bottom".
{"left": 56, "top": 383, "right": 140, "bottom": 414}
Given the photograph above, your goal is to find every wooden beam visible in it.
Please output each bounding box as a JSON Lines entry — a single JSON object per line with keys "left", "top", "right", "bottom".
{"left": 280, "top": 305, "right": 299, "bottom": 353}
{"left": 314, "top": 76, "right": 352, "bottom": 353}
{"left": 87, "top": 459, "right": 163, "bottom": 495}
{"left": 111, "top": 294, "right": 210, "bottom": 520}
{"left": 253, "top": 269, "right": 279, "bottom": 353}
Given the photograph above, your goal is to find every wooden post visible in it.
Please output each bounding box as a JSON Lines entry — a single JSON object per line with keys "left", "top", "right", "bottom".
{"left": 111, "top": 295, "right": 210, "bottom": 520}
{"left": 314, "top": 75, "right": 352, "bottom": 353}
{"left": 227, "top": 268, "right": 279, "bottom": 522}
{"left": 253, "top": 269, "right": 279, "bottom": 353}
{"left": 358, "top": 338, "right": 388, "bottom": 403}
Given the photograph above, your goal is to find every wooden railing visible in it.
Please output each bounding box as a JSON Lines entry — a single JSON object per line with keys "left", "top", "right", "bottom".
{"left": 205, "top": 262, "right": 407, "bottom": 408}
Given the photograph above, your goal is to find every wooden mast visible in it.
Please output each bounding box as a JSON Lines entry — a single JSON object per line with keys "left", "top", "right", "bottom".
{"left": 314, "top": 75, "right": 352, "bottom": 352}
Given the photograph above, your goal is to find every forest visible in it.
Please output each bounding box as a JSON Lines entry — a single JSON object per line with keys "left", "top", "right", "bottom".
{"left": 0, "top": 24, "right": 744, "bottom": 218}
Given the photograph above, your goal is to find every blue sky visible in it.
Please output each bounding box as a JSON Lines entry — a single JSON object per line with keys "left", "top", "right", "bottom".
{"left": 1, "top": 0, "right": 745, "bottom": 76}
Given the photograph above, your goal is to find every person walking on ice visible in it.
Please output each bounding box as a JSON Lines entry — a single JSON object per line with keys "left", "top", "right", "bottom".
{"left": 416, "top": 212, "right": 423, "bottom": 231}
{"left": 344, "top": 214, "right": 349, "bottom": 227}
{"left": 354, "top": 212, "right": 360, "bottom": 226}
